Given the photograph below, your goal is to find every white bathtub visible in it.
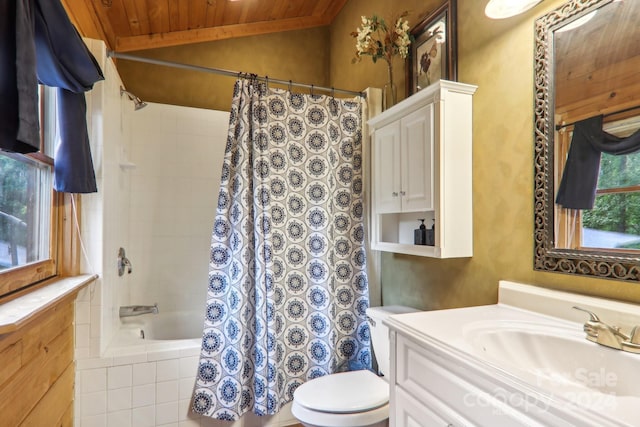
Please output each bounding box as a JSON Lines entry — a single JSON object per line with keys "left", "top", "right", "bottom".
{"left": 105, "top": 310, "right": 204, "bottom": 355}
{"left": 120, "top": 310, "right": 204, "bottom": 340}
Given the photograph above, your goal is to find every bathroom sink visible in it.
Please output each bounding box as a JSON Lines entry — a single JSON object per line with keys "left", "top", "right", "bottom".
{"left": 385, "top": 281, "right": 640, "bottom": 426}
{"left": 464, "top": 320, "right": 640, "bottom": 398}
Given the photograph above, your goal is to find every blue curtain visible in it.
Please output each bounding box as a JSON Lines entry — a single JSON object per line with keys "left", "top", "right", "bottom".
{"left": 0, "top": 0, "right": 39, "bottom": 154}
{"left": 0, "top": 0, "right": 103, "bottom": 193}
{"left": 192, "top": 79, "right": 371, "bottom": 420}
{"left": 556, "top": 115, "right": 640, "bottom": 209}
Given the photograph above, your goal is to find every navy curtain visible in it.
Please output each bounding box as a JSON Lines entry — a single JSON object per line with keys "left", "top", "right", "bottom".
{"left": 0, "top": 0, "right": 103, "bottom": 193}
{"left": 0, "top": 0, "right": 39, "bottom": 153}
{"left": 556, "top": 115, "right": 640, "bottom": 209}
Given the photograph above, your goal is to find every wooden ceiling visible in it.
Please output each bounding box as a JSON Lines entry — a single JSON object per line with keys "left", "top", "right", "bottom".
{"left": 554, "top": 0, "right": 640, "bottom": 124}
{"left": 61, "top": 0, "right": 348, "bottom": 52}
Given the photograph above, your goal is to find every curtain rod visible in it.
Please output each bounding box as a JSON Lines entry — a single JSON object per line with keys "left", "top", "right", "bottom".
{"left": 555, "top": 104, "right": 640, "bottom": 130}
{"left": 107, "top": 51, "right": 366, "bottom": 98}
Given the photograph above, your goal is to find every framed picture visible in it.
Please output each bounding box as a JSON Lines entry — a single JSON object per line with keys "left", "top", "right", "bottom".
{"left": 406, "top": 0, "right": 458, "bottom": 95}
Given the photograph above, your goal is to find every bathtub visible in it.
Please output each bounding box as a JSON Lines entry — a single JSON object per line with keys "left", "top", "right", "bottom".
{"left": 119, "top": 310, "right": 204, "bottom": 341}
{"left": 100, "top": 310, "right": 206, "bottom": 358}
{"left": 76, "top": 310, "right": 297, "bottom": 426}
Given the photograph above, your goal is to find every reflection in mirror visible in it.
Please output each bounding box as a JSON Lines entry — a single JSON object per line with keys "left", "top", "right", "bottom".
{"left": 534, "top": 0, "right": 640, "bottom": 280}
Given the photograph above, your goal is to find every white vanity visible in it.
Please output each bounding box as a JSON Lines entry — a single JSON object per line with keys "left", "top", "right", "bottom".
{"left": 385, "top": 281, "right": 640, "bottom": 426}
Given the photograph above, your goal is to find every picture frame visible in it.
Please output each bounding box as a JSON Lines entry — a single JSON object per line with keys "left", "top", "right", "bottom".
{"left": 406, "top": 0, "right": 458, "bottom": 96}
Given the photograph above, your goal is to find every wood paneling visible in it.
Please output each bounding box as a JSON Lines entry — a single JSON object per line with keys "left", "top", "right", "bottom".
{"left": 0, "top": 300, "right": 75, "bottom": 426}
{"left": 62, "top": 0, "right": 348, "bottom": 52}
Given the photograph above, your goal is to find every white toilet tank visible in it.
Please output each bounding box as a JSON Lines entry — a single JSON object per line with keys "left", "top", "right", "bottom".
{"left": 366, "top": 305, "right": 419, "bottom": 377}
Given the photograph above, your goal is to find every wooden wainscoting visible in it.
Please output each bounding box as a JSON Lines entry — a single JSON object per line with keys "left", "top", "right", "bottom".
{"left": 0, "top": 297, "right": 75, "bottom": 426}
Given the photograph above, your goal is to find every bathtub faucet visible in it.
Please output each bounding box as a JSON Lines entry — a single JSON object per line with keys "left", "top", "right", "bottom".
{"left": 119, "top": 303, "right": 159, "bottom": 318}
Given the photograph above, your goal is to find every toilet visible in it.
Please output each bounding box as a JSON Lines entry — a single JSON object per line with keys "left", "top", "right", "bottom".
{"left": 291, "top": 305, "right": 418, "bottom": 427}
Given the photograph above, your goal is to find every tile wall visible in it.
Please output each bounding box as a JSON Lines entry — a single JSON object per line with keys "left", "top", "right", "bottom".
{"left": 126, "top": 104, "right": 229, "bottom": 312}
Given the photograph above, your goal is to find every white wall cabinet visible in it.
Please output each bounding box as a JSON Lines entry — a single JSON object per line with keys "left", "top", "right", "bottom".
{"left": 368, "top": 80, "right": 476, "bottom": 258}
{"left": 373, "top": 104, "right": 434, "bottom": 214}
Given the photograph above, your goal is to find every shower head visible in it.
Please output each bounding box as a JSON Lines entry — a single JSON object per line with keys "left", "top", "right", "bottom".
{"left": 120, "top": 86, "right": 147, "bottom": 110}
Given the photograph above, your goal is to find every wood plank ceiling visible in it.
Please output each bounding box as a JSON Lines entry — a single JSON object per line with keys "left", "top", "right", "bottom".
{"left": 61, "top": 0, "right": 348, "bottom": 52}
{"left": 554, "top": 0, "right": 640, "bottom": 123}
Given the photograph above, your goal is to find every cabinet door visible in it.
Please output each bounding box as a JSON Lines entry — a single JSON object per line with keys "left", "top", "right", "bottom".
{"left": 395, "top": 387, "right": 464, "bottom": 427}
{"left": 400, "top": 104, "right": 433, "bottom": 212}
{"left": 373, "top": 122, "right": 402, "bottom": 213}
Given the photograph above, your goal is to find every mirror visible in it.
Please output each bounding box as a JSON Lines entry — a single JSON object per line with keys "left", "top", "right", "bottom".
{"left": 534, "top": 0, "right": 640, "bottom": 281}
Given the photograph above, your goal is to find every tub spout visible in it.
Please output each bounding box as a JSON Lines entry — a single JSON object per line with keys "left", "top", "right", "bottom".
{"left": 119, "top": 303, "right": 159, "bottom": 318}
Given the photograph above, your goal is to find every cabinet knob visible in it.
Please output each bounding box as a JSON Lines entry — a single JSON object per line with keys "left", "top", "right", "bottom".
{"left": 392, "top": 192, "right": 398, "bottom": 197}
{"left": 400, "top": 191, "right": 406, "bottom": 196}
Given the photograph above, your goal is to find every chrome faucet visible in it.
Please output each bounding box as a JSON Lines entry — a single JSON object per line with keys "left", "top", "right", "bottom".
{"left": 119, "top": 303, "right": 159, "bottom": 318}
{"left": 573, "top": 306, "right": 640, "bottom": 354}
{"left": 118, "top": 247, "right": 132, "bottom": 276}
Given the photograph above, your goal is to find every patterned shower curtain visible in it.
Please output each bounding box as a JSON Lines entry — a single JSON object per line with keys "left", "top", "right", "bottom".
{"left": 192, "top": 78, "right": 371, "bottom": 420}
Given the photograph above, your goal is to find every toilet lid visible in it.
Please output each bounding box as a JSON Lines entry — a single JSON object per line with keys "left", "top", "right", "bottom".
{"left": 294, "top": 370, "right": 389, "bottom": 414}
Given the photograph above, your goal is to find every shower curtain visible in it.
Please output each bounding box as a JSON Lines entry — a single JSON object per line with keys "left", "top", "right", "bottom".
{"left": 192, "top": 78, "right": 371, "bottom": 420}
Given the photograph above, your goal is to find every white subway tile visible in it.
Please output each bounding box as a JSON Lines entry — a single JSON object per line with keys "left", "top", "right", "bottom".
{"left": 178, "top": 398, "right": 195, "bottom": 421}
{"left": 156, "top": 401, "right": 179, "bottom": 425}
{"left": 179, "top": 378, "right": 196, "bottom": 401}
{"left": 107, "top": 409, "right": 131, "bottom": 427}
{"left": 132, "top": 405, "right": 156, "bottom": 427}
{"left": 82, "top": 368, "right": 107, "bottom": 394}
{"left": 76, "top": 347, "right": 91, "bottom": 360}
{"left": 80, "top": 390, "right": 107, "bottom": 417}
{"left": 157, "top": 359, "right": 180, "bottom": 382}
{"left": 77, "top": 357, "right": 114, "bottom": 370}
{"left": 76, "top": 301, "right": 91, "bottom": 324}
{"left": 132, "top": 384, "right": 156, "bottom": 408}
{"left": 108, "top": 365, "right": 132, "bottom": 389}
{"left": 90, "top": 337, "right": 102, "bottom": 357}
{"left": 90, "top": 306, "right": 102, "bottom": 338}
{"left": 147, "top": 349, "right": 181, "bottom": 362}
{"left": 113, "top": 352, "right": 148, "bottom": 366}
{"left": 76, "top": 324, "right": 91, "bottom": 349}
{"left": 133, "top": 362, "right": 157, "bottom": 385}
{"left": 156, "top": 380, "right": 179, "bottom": 404}
{"left": 80, "top": 414, "right": 107, "bottom": 427}
{"left": 179, "top": 356, "right": 199, "bottom": 379}
{"left": 107, "top": 387, "right": 132, "bottom": 411}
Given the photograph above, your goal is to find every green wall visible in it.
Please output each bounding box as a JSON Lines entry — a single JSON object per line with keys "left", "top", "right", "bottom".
{"left": 330, "top": 0, "right": 640, "bottom": 309}
{"left": 117, "top": 0, "right": 640, "bottom": 310}
{"left": 117, "top": 26, "right": 331, "bottom": 111}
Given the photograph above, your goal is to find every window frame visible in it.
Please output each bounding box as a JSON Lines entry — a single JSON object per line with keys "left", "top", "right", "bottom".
{"left": 0, "top": 86, "right": 69, "bottom": 300}
{"left": 555, "top": 120, "right": 640, "bottom": 253}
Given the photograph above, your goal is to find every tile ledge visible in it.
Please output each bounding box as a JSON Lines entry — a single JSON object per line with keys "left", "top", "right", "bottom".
{"left": 0, "top": 274, "right": 98, "bottom": 335}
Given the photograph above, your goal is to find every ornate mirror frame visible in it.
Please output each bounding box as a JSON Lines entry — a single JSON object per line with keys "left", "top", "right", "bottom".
{"left": 533, "top": 0, "right": 640, "bottom": 281}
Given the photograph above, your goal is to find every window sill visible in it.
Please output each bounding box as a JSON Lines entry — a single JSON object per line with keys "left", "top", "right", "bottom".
{"left": 0, "top": 274, "right": 98, "bottom": 335}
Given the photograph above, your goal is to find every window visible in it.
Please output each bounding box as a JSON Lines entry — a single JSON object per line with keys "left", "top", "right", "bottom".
{"left": 556, "top": 116, "right": 640, "bottom": 252}
{"left": 0, "top": 86, "right": 59, "bottom": 297}
{"left": 0, "top": 153, "right": 52, "bottom": 269}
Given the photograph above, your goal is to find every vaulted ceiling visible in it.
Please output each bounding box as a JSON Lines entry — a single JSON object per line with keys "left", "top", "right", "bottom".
{"left": 61, "top": 0, "right": 348, "bottom": 52}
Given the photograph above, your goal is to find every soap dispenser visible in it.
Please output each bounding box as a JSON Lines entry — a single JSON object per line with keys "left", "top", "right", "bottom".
{"left": 426, "top": 219, "right": 435, "bottom": 246}
{"left": 414, "top": 219, "right": 427, "bottom": 245}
